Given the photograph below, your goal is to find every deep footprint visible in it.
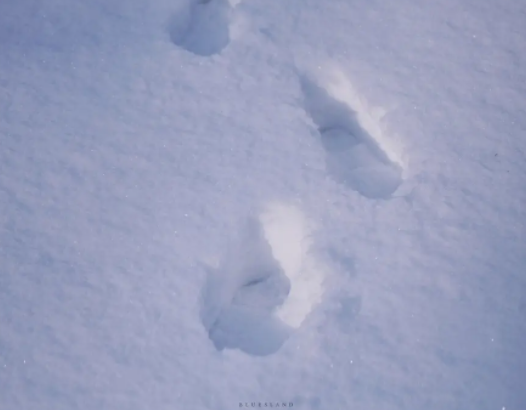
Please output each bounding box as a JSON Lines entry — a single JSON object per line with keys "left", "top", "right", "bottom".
{"left": 169, "top": 0, "right": 232, "bottom": 56}
{"left": 200, "top": 217, "right": 292, "bottom": 356}
{"left": 200, "top": 203, "right": 325, "bottom": 356}
{"left": 300, "top": 71, "right": 402, "bottom": 199}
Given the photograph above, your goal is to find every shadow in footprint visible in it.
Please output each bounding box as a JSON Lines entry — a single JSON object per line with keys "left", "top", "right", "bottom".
{"left": 169, "top": 0, "right": 231, "bottom": 56}
{"left": 300, "top": 75, "right": 402, "bottom": 199}
{"left": 201, "top": 218, "right": 292, "bottom": 356}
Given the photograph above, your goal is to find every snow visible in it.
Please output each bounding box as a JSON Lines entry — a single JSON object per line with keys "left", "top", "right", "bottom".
{"left": 1, "top": 0, "right": 525, "bottom": 409}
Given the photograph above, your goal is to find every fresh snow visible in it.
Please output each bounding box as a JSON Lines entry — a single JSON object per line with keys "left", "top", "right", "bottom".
{"left": 1, "top": 0, "right": 525, "bottom": 409}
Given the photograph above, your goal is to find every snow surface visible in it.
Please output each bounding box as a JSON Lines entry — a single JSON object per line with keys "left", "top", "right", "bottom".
{"left": 1, "top": 0, "right": 525, "bottom": 409}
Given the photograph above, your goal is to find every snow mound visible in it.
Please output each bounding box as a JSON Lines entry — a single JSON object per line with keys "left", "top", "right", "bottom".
{"left": 261, "top": 203, "right": 325, "bottom": 329}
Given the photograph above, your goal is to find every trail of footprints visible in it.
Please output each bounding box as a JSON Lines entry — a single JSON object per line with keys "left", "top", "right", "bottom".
{"left": 169, "top": 1, "right": 404, "bottom": 356}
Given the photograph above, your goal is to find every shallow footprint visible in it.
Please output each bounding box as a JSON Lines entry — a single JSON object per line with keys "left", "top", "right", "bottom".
{"left": 169, "top": 0, "right": 233, "bottom": 56}
{"left": 300, "top": 70, "right": 403, "bottom": 199}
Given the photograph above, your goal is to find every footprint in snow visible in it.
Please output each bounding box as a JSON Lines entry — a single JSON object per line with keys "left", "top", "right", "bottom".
{"left": 169, "top": 0, "right": 241, "bottom": 56}
{"left": 300, "top": 67, "right": 403, "bottom": 199}
{"left": 201, "top": 203, "right": 325, "bottom": 356}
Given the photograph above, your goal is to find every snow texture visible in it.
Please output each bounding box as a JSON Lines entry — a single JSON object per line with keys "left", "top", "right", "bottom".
{"left": 1, "top": 0, "right": 525, "bottom": 409}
